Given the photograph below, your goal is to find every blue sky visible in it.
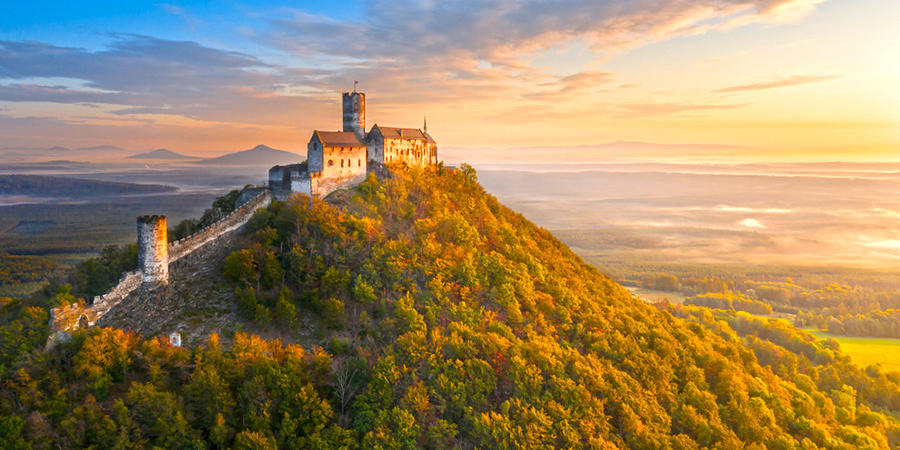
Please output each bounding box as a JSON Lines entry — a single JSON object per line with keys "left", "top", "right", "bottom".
{"left": 0, "top": 0, "right": 897, "bottom": 159}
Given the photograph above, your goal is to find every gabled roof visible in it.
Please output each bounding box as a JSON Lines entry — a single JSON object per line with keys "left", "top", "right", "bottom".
{"left": 311, "top": 131, "right": 365, "bottom": 147}
{"left": 372, "top": 125, "right": 435, "bottom": 143}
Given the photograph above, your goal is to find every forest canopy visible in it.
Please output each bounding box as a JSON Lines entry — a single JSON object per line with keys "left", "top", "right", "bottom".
{"left": 2, "top": 165, "right": 900, "bottom": 449}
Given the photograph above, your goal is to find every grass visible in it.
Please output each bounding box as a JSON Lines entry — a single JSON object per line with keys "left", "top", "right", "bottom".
{"left": 805, "top": 329, "right": 900, "bottom": 373}
{"left": 627, "top": 287, "right": 686, "bottom": 304}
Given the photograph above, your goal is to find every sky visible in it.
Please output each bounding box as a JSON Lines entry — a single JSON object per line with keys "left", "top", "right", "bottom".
{"left": 0, "top": 0, "right": 898, "bottom": 160}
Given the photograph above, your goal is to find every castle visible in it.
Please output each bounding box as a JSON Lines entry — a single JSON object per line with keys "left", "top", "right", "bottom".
{"left": 47, "top": 90, "right": 436, "bottom": 346}
{"left": 268, "top": 91, "right": 437, "bottom": 198}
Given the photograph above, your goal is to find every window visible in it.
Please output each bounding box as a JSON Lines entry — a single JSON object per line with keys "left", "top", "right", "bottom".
{"left": 328, "top": 160, "right": 334, "bottom": 166}
{"left": 358, "top": 159, "right": 361, "bottom": 167}
{"left": 341, "top": 159, "right": 344, "bottom": 168}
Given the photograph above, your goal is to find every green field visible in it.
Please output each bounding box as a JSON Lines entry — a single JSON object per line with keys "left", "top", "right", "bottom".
{"left": 805, "top": 329, "right": 900, "bottom": 373}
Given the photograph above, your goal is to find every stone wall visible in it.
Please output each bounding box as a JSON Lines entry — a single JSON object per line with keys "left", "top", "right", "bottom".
{"left": 48, "top": 189, "right": 273, "bottom": 344}
{"left": 384, "top": 138, "right": 436, "bottom": 168}
{"left": 311, "top": 169, "right": 366, "bottom": 198}
{"left": 90, "top": 270, "right": 141, "bottom": 324}
{"left": 290, "top": 171, "right": 312, "bottom": 195}
{"left": 168, "top": 189, "right": 272, "bottom": 261}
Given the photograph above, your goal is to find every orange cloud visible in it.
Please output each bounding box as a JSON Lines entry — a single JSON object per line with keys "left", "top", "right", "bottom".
{"left": 713, "top": 75, "right": 842, "bottom": 93}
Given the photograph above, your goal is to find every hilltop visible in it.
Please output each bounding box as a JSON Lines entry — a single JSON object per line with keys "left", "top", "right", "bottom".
{"left": 127, "top": 149, "right": 198, "bottom": 160}
{"left": 2, "top": 165, "right": 900, "bottom": 448}
{"left": 196, "top": 144, "right": 303, "bottom": 166}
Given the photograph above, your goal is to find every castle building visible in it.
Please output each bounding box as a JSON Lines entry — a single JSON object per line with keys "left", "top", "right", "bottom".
{"left": 269, "top": 91, "right": 437, "bottom": 198}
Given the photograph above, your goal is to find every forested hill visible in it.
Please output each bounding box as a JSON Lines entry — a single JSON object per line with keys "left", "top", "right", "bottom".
{"left": 2, "top": 165, "right": 900, "bottom": 448}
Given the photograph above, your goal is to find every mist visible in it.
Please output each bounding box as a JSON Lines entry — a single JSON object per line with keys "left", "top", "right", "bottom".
{"left": 476, "top": 162, "right": 900, "bottom": 268}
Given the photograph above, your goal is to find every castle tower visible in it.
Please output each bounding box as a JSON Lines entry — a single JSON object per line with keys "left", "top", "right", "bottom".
{"left": 342, "top": 92, "right": 366, "bottom": 140}
{"left": 137, "top": 215, "right": 168, "bottom": 289}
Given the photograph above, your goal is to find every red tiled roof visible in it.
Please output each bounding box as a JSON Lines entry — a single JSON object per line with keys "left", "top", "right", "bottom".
{"left": 312, "top": 131, "right": 365, "bottom": 147}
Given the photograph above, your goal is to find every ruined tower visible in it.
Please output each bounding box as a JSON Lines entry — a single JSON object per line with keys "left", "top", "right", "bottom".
{"left": 137, "top": 215, "right": 168, "bottom": 289}
{"left": 342, "top": 92, "right": 366, "bottom": 141}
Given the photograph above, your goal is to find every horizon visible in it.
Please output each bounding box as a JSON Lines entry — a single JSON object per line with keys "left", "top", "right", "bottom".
{"left": 1, "top": 0, "right": 898, "bottom": 161}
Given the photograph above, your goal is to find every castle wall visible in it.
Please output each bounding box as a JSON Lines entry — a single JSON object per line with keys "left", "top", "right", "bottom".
{"left": 311, "top": 169, "right": 366, "bottom": 197}
{"left": 90, "top": 270, "right": 141, "bottom": 324}
{"left": 321, "top": 145, "right": 366, "bottom": 179}
{"left": 48, "top": 189, "right": 274, "bottom": 344}
{"left": 290, "top": 171, "right": 312, "bottom": 195}
{"left": 168, "top": 190, "right": 272, "bottom": 262}
{"left": 268, "top": 166, "right": 285, "bottom": 190}
{"left": 427, "top": 142, "right": 438, "bottom": 166}
{"left": 138, "top": 216, "right": 168, "bottom": 286}
{"left": 308, "top": 138, "right": 324, "bottom": 172}
{"left": 311, "top": 144, "right": 367, "bottom": 197}
{"left": 384, "top": 138, "right": 434, "bottom": 168}
{"left": 367, "top": 132, "right": 385, "bottom": 163}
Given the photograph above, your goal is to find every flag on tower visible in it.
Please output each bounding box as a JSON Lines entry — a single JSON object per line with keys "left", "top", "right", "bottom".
{"left": 354, "top": 81, "right": 358, "bottom": 92}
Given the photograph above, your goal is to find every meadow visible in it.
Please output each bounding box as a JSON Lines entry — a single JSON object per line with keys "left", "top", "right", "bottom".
{"left": 805, "top": 329, "right": 900, "bottom": 373}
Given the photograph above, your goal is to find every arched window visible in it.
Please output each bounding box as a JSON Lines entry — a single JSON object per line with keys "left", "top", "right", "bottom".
{"left": 358, "top": 159, "right": 361, "bottom": 167}
{"left": 328, "top": 160, "right": 334, "bottom": 166}
{"left": 341, "top": 159, "right": 344, "bottom": 168}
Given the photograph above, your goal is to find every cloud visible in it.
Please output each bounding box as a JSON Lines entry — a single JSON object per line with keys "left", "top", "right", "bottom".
{"left": 259, "top": 0, "right": 828, "bottom": 107}
{"left": 717, "top": 206, "right": 793, "bottom": 213}
{"left": 612, "top": 101, "right": 750, "bottom": 119}
{"left": 0, "top": 35, "right": 335, "bottom": 126}
{"left": 0, "top": 83, "right": 136, "bottom": 104}
{"left": 158, "top": 4, "right": 203, "bottom": 32}
{"left": 739, "top": 218, "right": 766, "bottom": 228}
{"left": 269, "top": 1, "right": 826, "bottom": 65}
{"left": 0, "top": 0, "right": 832, "bottom": 149}
{"left": 525, "top": 70, "right": 616, "bottom": 100}
{"left": 108, "top": 106, "right": 181, "bottom": 116}
{"left": 714, "top": 75, "right": 842, "bottom": 93}
{"left": 861, "top": 239, "right": 900, "bottom": 251}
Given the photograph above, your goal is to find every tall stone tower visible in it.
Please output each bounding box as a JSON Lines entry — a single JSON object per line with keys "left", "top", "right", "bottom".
{"left": 137, "top": 215, "right": 168, "bottom": 290}
{"left": 342, "top": 92, "right": 366, "bottom": 140}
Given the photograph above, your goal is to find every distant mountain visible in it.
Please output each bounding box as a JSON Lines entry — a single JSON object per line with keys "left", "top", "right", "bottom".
{"left": 196, "top": 144, "right": 303, "bottom": 166}
{"left": 127, "top": 149, "right": 198, "bottom": 160}
{"left": 46, "top": 146, "right": 70, "bottom": 152}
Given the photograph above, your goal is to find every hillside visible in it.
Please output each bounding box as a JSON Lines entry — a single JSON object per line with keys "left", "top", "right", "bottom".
{"left": 2, "top": 165, "right": 900, "bottom": 448}
{"left": 126, "top": 149, "right": 198, "bottom": 160}
{"left": 197, "top": 144, "right": 303, "bottom": 166}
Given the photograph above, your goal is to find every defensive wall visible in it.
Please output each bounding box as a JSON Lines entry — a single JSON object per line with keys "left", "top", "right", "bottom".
{"left": 48, "top": 189, "right": 272, "bottom": 344}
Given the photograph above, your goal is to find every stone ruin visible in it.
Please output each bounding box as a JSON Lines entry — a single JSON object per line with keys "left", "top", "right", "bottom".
{"left": 46, "top": 189, "right": 272, "bottom": 347}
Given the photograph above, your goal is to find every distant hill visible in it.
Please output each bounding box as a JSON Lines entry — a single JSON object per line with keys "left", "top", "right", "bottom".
{"left": 127, "top": 149, "right": 198, "bottom": 160}
{"left": 196, "top": 144, "right": 303, "bottom": 166}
